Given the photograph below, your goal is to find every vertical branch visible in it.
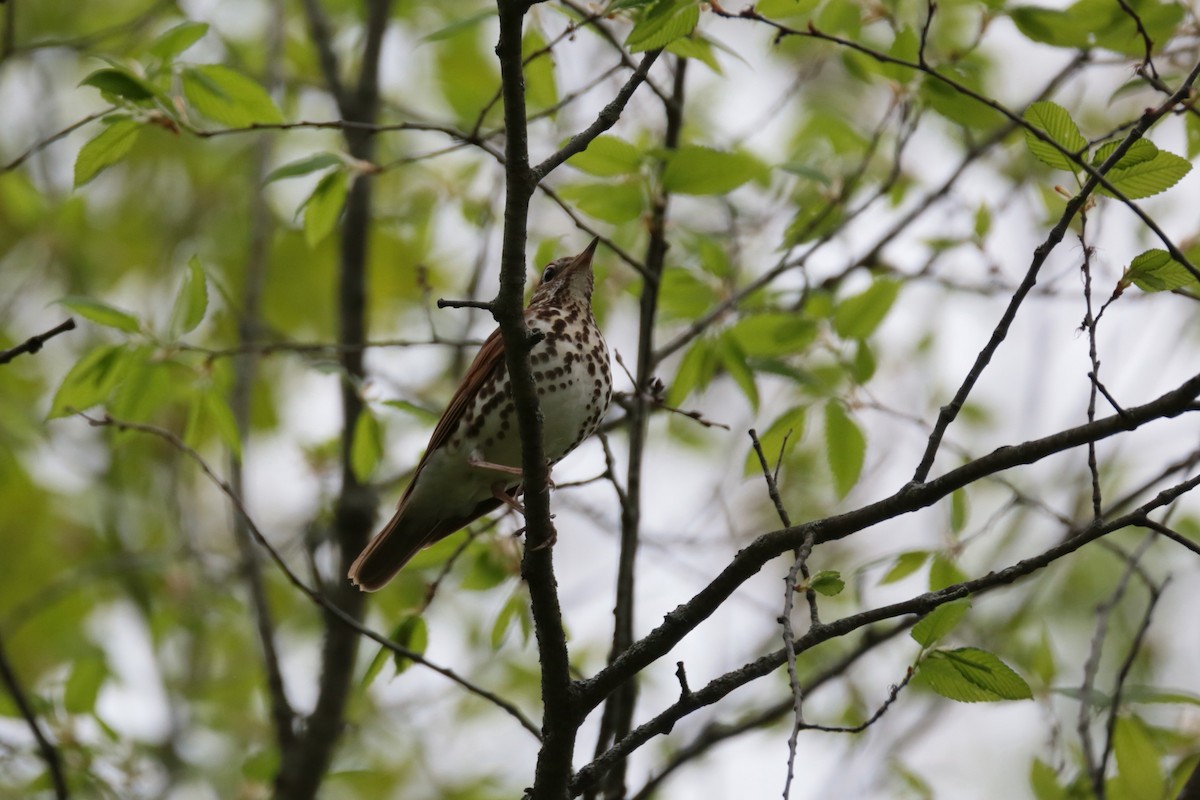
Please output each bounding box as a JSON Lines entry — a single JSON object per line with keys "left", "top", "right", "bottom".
{"left": 494, "top": 2, "right": 573, "bottom": 798}
{"left": 0, "top": 631, "right": 69, "bottom": 799}
{"left": 276, "top": 2, "right": 392, "bottom": 798}
{"left": 1079, "top": 217, "right": 1104, "bottom": 519}
{"left": 228, "top": 0, "right": 293, "bottom": 756}
{"left": 592, "top": 55, "right": 686, "bottom": 800}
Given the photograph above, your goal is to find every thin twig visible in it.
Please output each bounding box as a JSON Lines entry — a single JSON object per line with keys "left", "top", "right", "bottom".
{"left": 0, "top": 319, "right": 76, "bottom": 365}
{"left": 77, "top": 412, "right": 542, "bottom": 739}
{"left": 0, "top": 630, "right": 69, "bottom": 799}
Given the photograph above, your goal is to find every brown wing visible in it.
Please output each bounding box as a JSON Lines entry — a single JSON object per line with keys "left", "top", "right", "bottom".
{"left": 347, "top": 325, "right": 511, "bottom": 590}
{"left": 408, "top": 326, "right": 506, "bottom": 492}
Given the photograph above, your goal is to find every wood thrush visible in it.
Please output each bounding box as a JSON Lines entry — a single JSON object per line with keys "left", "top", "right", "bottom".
{"left": 348, "top": 239, "right": 612, "bottom": 591}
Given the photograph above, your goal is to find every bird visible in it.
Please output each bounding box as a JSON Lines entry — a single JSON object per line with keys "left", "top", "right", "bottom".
{"left": 348, "top": 238, "right": 612, "bottom": 591}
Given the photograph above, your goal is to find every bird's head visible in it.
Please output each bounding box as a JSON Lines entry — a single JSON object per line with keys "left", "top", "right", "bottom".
{"left": 529, "top": 237, "right": 599, "bottom": 308}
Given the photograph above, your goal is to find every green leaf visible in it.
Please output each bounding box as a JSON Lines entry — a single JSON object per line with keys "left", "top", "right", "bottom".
{"left": 380, "top": 399, "right": 440, "bottom": 423}
{"left": 522, "top": 29, "right": 558, "bottom": 112}
{"left": 880, "top": 551, "right": 930, "bottom": 585}
{"left": 48, "top": 345, "right": 132, "bottom": 418}
{"left": 833, "top": 279, "right": 901, "bottom": 340}
{"left": 1092, "top": 137, "right": 1158, "bottom": 169}
{"left": 390, "top": 615, "right": 428, "bottom": 675}
{"left": 667, "top": 338, "right": 717, "bottom": 406}
{"left": 756, "top": 0, "right": 821, "bottom": 18}
{"left": 1122, "top": 248, "right": 1198, "bottom": 292}
{"left": 726, "top": 313, "right": 817, "bottom": 358}
{"left": 911, "top": 598, "right": 971, "bottom": 648}
{"left": 824, "top": 401, "right": 865, "bottom": 498}
{"left": 808, "top": 570, "right": 844, "bottom": 596}
{"left": 658, "top": 268, "right": 717, "bottom": 320}
{"left": 491, "top": 590, "right": 531, "bottom": 649}
{"left": 265, "top": 153, "right": 343, "bottom": 183}
{"left": 202, "top": 390, "right": 243, "bottom": 460}
{"left": 64, "top": 654, "right": 108, "bottom": 714}
{"left": 929, "top": 553, "right": 967, "bottom": 590}
{"left": 917, "top": 647, "right": 1033, "bottom": 702}
{"left": 350, "top": 407, "right": 383, "bottom": 482}
{"left": 1023, "top": 101, "right": 1087, "bottom": 171}
{"left": 566, "top": 135, "right": 643, "bottom": 177}
{"left": 168, "top": 256, "right": 208, "bottom": 337}
{"left": 717, "top": 335, "right": 758, "bottom": 411}
{"left": 1030, "top": 759, "right": 1068, "bottom": 800}
{"left": 746, "top": 405, "right": 806, "bottom": 475}
{"left": 148, "top": 21, "right": 209, "bottom": 60}
{"left": 556, "top": 180, "right": 644, "bottom": 223}
{"left": 1101, "top": 148, "right": 1192, "bottom": 199}
{"left": 59, "top": 296, "right": 141, "bottom": 333}
{"left": 626, "top": 0, "right": 700, "bottom": 52}
{"left": 665, "top": 35, "right": 723, "bottom": 74}
{"left": 79, "top": 68, "right": 156, "bottom": 102}
{"left": 74, "top": 118, "right": 142, "bottom": 187}
{"left": 1111, "top": 715, "right": 1165, "bottom": 800}
{"left": 303, "top": 170, "right": 349, "bottom": 248}
{"left": 434, "top": 26, "right": 500, "bottom": 124}
{"left": 661, "top": 145, "right": 767, "bottom": 195}
{"left": 1009, "top": 6, "right": 1090, "bottom": 49}
{"left": 950, "top": 489, "right": 969, "bottom": 533}
{"left": 182, "top": 64, "right": 284, "bottom": 127}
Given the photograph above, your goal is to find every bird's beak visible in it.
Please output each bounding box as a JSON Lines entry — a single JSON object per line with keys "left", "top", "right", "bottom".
{"left": 574, "top": 237, "right": 600, "bottom": 269}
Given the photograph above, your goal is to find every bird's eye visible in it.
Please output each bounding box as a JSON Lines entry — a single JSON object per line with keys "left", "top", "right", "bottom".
{"left": 542, "top": 266, "right": 557, "bottom": 282}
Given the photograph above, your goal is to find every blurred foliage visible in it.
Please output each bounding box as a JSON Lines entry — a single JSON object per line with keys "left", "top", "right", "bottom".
{"left": 2, "top": 0, "right": 1199, "bottom": 798}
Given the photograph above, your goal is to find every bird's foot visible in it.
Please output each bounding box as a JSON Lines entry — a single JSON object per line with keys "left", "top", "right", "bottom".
{"left": 491, "top": 483, "right": 526, "bottom": 514}
{"left": 468, "top": 454, "right": 524, "bottom": 477}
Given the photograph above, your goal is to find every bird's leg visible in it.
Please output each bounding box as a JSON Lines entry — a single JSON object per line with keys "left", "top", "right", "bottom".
{"left": 490, "top": 483, "right": 526, "bottom": 514}
{"left": 467, "top": 453, "right": 524, "bottom": 477}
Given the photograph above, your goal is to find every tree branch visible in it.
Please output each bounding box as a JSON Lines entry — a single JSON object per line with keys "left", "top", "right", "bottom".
{"left": 0, "top": 319, "right": 76, "bottom": 365}
{"left": 0, "top": 630, "right": 68, "bottom": 799}
{"left": 577, "top": 370, "right": 1200, "bottom": 715}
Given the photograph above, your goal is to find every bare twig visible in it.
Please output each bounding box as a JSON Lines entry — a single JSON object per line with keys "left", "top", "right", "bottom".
{"left": 0, "top": 319, "right": 76, "bottom": 365}
{"left": 0, "top": 631, "right": 69, "bottom": 799}
{"left": 77, "top": 411, "right": 541, "bottom": 739}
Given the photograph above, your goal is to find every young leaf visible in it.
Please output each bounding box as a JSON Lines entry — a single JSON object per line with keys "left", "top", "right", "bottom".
{"left": 566, "top": 135, "right": 643, "bottom": 177}
{"left": 1092, "top": 137, "right": 1157, "bottom": 169}
{"left": 64, "top": 654, "right": 108, "bottom": 714}
{"left": 1111, "top": 715, "right": 1165, "bottom": 800}
{"left": 1030, "top": 759, "right": 1069, "bottom": 800}
{"left": 718, "top": 334, "right": 758, "bottom": 411}
{"left": 1101, "top": 149, "right": 1191, "bottom": 199}
{"left": 911, "top": 598, "right": 971, "bottom": 648}
{"left": 661, "top": 145, "right": 767, "bottom": 195}
{"left": 47, "top": 344, "right": 132, "bottom": 419}
{"left": 917, "top": 647, "right": 1033, "bottom": 702}
{"left": 79, "top": 68, "right": 156, "bottom": 102}
{"left": 824, "top": 401, "right": 865, "bottom": 498}
{"left": 808, "top": 570, "right": 845, "bottom": 596}
{"left": 950, "top": 489, "right": 969, "bottom": 533}
{"left": 555, "top": 180, "right": 644, "bottom": 224}
{"left": 350, "top": 407, "right": 383, "bottom": 482}
{"left": 303, "top": 170, "right": 349, "bottom": 248}
{"left": 725, "top": 313, "right": 817, "bottom": 358}
{"left": 168, "top": 256, "right": 208, "bottom": 338}
{"left": 182, "top": 64, "right": 284, "bottom": 127}
{"left": 390, "top": 615, "right": 429, "bottom": 675}
{"left": 74, "top": 118, "right": 142, "bottom": 187}
{"left": 1023, "top": 101, "right": 1087, "bottom": 170}
{"left": 665, "top": 35, "right": 723, "bottom": 74}
{"left": 626, "top": 0, "right": 700, "bottom": 52}
{"left": 149, "top": 21, "right": 210, "bottom": 60}
{"left": 880, "top": 551, "right": 930, "bottom": 585}
{"left": 756, "top": 0, "right": 821, "bottom": 18}
{"left": 745, "top": 405, "right": 806, "bottom": 475}
{"left": 265, "top": 153, "right": 343, "bottom": 183}
{"left": 929, "top": 553, "right": 967, "bottom": 590}
{"left": 667, "top": 338, "right": 717, "bottom": 406}
{"left": 522, "top": 28, "right": 558, "bottom": 112}
{"left": 1121, "top": 249, "right": 1198, "bottom": 292}
{"left": 832, "top": 279, "right": 901, "bottom": 340}
{"left": 59, "top": 296, "right": 141, "bottom": 333}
